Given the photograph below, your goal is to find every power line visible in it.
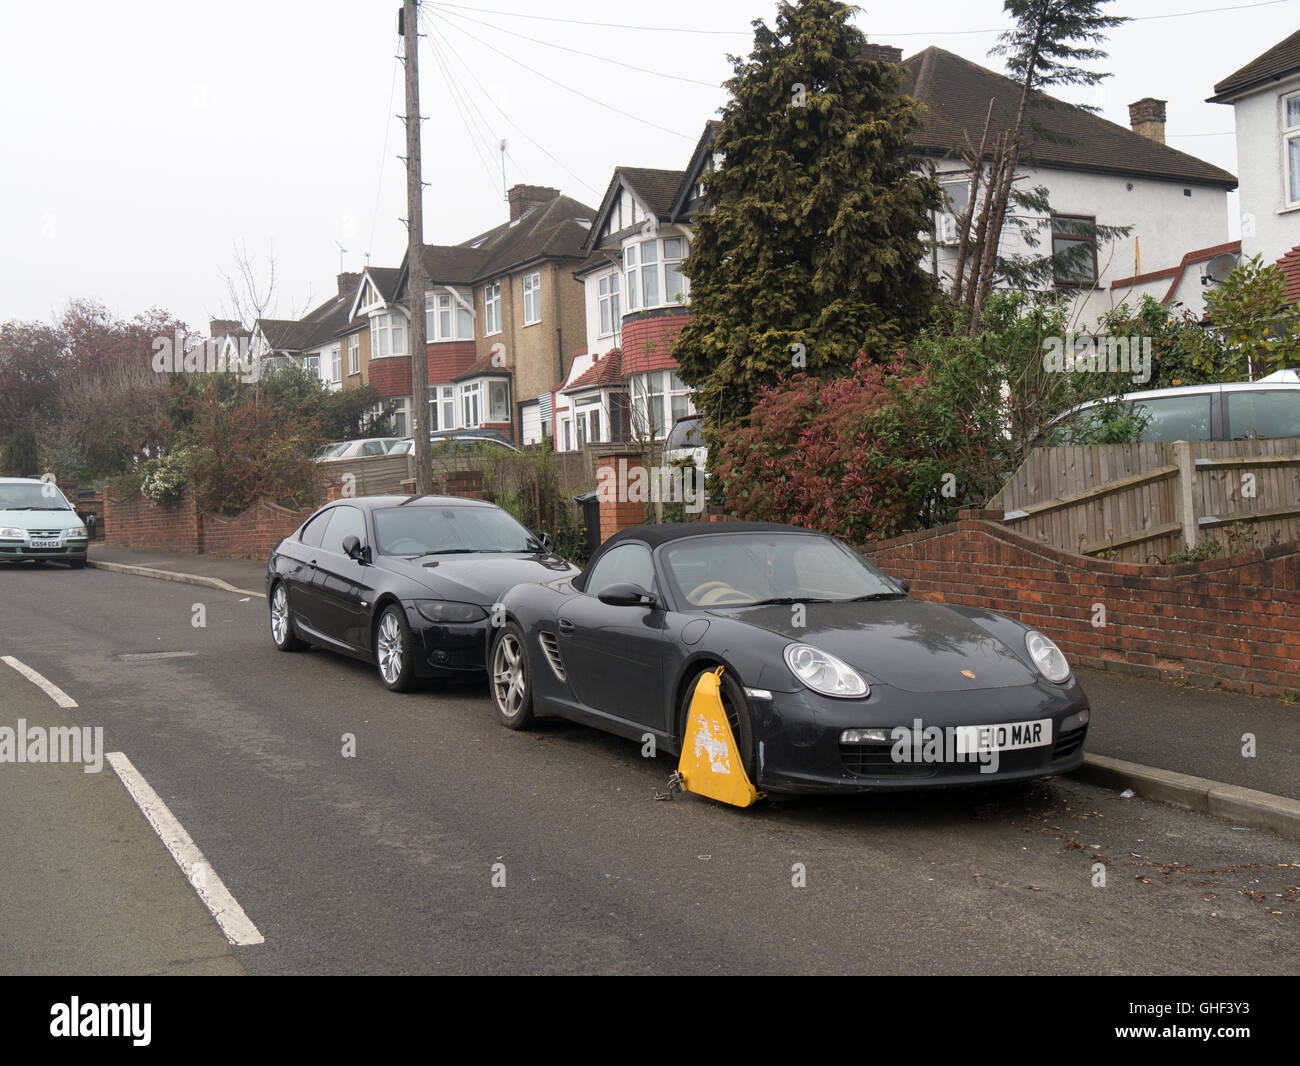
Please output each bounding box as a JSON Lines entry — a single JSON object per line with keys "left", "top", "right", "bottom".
{"left": 423, "top": 18, "right": 605, "bottom": 198}
{"left": 425, "top": 25, "right": 506, "bottom": 193}
{"left": 433, "top": 5, "right": 722, "bottom": 87}
{"left": 430, "top": 11, "right": 694, "bottom": 141}
{"left": 428, "top": 0, "right": 1291, "bottom": 39}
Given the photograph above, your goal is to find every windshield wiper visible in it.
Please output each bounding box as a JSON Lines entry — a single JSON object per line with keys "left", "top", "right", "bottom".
{"left": 741, "top": 596, "right": 837, "bottom": 607}
{"left": 845, "top": 592, "right": 908, "bottom": 601}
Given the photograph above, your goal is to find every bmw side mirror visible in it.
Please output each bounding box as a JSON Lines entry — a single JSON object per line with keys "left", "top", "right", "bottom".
{"left": 537, "top": 531, "right": 555, "bottom": 554}
{"left": 598, "top": 582, "right": 654, "bottom": 607}
{"left": 896, "top": 578, "right": 911, "bottom": 593}
{"left": 342, "top": 535, "right": 368, "bottom": 563}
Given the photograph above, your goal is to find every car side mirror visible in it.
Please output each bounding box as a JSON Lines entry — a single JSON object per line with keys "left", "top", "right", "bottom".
{"left": 342, "top": 534, "right": 368, "bottom": 563}
{"left": 896, "top": 578, "right": 911, "bottom": 593}
{"left": 598, "top": 582, "right": 654, "bottom": 607}
{"left": 536, "top": 531, "right": 555, "bottom": 553}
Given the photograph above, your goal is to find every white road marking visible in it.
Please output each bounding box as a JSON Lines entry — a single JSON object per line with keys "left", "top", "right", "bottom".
{"left": 1, "top": 655, "right": 78, "bottom": 708}
{"left": 106, "top": 751, "right": 264, "bottom": 947}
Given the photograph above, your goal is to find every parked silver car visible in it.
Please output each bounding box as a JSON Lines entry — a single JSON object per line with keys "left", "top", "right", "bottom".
{"left": 0, "top": 478, "right": 90, "bottom": 568}
{"left": 1050, "top": 374, "right": 1300, "bottom": 444}
{"left": 314, "top": 438, "right": 403, "bottom": 462}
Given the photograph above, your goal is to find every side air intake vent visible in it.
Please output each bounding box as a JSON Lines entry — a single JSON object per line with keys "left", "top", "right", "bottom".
{"left": 538, "top": 632, "right": 566, "bottom": 681}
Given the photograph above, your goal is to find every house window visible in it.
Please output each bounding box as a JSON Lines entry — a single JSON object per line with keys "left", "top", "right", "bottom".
{"left": 668, "top": 371, "right": 695, "bottom": 425}
{"left": 1050, "top": 215, "right": 1098, "bottom": 287}
{"left": 428, "top": 385, "right": 455, "bottom": 431}
{"left": 937, "top": 178, "right": 970, "bottom": 245}
{"left": 522, "top": 272, "right": 541, "bottom": 325}
{"left": 630, "top": 371, "right": 693, "bottom": 439}
{"left": 390, "top": 397, "right": 411, "bottom": 438}
{"left": 598, "top": 272, "right": 621, "bottom": 335}
{"left": 576, "top": 404, "right": 602, "bottom": 447}
{"left": 624, "top": 237, "right": 688, "bottom": 311}
{"left": 371, "top": 313, "right": 406, "bottom": 357}
{"left": 461, "top": 382, "right": 482, "bottom": 427}
{"left": 347, "top": 333, "right": 359, "bottom": 376}
{"left": 330, "top": 346, "right": 342, "bottom": 384}
{"left": 425, "top": 290, "right": 473, "bottom": 341}
{"left": 303, "top": 354, "right": 320, "bottom": 378}
{"left": 1285, "top": 91, "right": 1300, "bottom": 206}
{"left": 624, "top": 245, "right": 640, "bottom": 312}
{"left": 561, "top": 417, "right": 573, "bottom": 451}
{"left": 484, "top": 283, "right": 501, "bottom": 336}
{"left": 488, "top": 379, "right": 510, "bottom": 423}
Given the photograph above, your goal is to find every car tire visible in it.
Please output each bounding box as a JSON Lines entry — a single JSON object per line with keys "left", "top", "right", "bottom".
{"left": 374, "top": 603, "right": 418, "bottom": 692}
{"left": 269, "top": 581, "right": 307, "bottom": 652}
{"left": 489, "top": 622, "right": 534, "bottom": 730}
{"left": 682, "top": 667, "right": 756, "bottom": 781}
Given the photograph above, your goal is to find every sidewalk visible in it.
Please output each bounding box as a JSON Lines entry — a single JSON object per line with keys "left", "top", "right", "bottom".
{"left": 88, "top": 543, "right": 266, "bottom": 596}
{"left": 82, "top": 543, "right": 1300, "bottom": 836}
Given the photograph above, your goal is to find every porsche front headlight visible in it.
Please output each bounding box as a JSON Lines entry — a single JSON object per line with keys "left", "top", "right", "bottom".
{"left": 1025, "top": 630, "right": 1070, "bottom": 684}
{"left": 784, "top": 643, "right": 869, "bottom": 699}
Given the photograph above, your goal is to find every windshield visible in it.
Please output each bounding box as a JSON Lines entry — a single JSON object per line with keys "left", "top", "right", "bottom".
{"left": 372, "top": 505, "right": 539, "bottom": 556}
{"left": 666, "top": 419, "right": 703, "bottom": 449}
{"left": 0, "top": 483, "right": 73, "bottom": 511}
{"left": 660, "top": 533, "right": 902, "bottom": 608}
{"left": 316, "top": 442, "right": 349, "bottom": 459}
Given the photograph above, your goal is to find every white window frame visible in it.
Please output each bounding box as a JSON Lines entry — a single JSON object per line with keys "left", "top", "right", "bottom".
{"left": 484, "top": 282, "right": 502, "bottom": 336}
{"left": 488, "top": 379, "right": 510, "bottom": 423}
{"left": 330, "top": 346, "right": 342, "bottom": 384}
{"left": 425, "top": 288, "right": 474, "bottom": 342}
{"left": 460, "top": 381, "right": 482, "bottom": 428}
{"left": 522, "top": 272, "right": 541, "bottom": 326}
{"left": 371, "top": 312, "right": 406, "bottom": 358}
{"left": 347, "top": 333, "right": 359, "bottom": 376}
{"left": 623, "top": 236, "right": 688, "bottom": 313}
{"left": 1284, "top": 89, "right": 1300, "bottom": 208}
{"left": 598, "top": 271, "right": 621, "bottom": 336}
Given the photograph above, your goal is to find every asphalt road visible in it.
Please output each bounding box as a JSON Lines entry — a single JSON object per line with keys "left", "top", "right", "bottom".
{"left": 2, "top": 564, "right": 1297, "bottom": 975}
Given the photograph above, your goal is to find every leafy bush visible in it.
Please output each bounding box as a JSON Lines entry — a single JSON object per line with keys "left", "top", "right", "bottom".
{"left": 105, "top": 470, "right": 142, "bottom": 500}
{"left": 139, "top": 447, "right": 193, "bottom": 505}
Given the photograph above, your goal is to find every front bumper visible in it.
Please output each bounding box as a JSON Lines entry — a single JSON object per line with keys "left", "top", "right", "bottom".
{"left": 749, "top": 676, "right": 1090, "bottom": 794}
{"left": 0, "top": 538, "right": 88, "bottom": 563}
{"left": 403, "top": 604, "right": 492, "bottom": 677}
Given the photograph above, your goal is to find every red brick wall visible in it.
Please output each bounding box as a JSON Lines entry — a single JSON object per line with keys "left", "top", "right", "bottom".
{"left": 369, "top": 344, "right": 479, "bottom": 398}
{"left": 620, "top": 311, "right": 692, "bottom": 377}
{"left": 105, "top": 491, "right": 310, "bottom": 559}
{"left": 367, "top": 355, "right": 413, "bottom": 399}
{"left": 863, "top": 510, "right": 1300, "bottom": 699}
{"left": 200, "top": 499, "right": 313, "bottom": 559}
{"left": 105, "top": 490, "right": 201, "bottom": 553}
{"left": 595, "top": 451, "right": 645, "bottom": 543}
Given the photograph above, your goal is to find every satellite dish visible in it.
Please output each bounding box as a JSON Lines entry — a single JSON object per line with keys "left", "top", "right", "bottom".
{"left": 1201, "top": 252, "right": 1240, "bottom": 285}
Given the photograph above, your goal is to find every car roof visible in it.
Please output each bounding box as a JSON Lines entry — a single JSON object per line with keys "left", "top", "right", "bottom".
{"left": 322, "top": 494, "right": 498, "bottom": 510}
{"left": 604, "top": 520, "right": 823, "bottom": 550}
{"left": 1057, "top": 380, "right": 1300, "bottom": 418}
{"left": 0, "top": 477, "right": 44, "bottom": 484}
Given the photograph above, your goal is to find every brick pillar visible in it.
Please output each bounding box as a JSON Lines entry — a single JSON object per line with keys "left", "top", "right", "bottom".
{"left": 593, "top": 448, "right": 647, "bottom": 544}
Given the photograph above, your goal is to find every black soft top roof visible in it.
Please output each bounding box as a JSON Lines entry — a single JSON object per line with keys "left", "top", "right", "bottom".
{"left": 603, "top": 521, "right": 823, "bottom": 550}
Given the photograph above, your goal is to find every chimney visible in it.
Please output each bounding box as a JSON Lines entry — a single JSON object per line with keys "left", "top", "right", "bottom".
{"left": 336, "top": 271, "right": 361, "bottom": 299}
{"left": 1128, "top": 98, "right": 1167, "bottom": 144}
{"left": 860, "top": 42, "right": 903, "bottom": 64}
{"left": 507, "top": 184, "right": 560, "bottom": 222}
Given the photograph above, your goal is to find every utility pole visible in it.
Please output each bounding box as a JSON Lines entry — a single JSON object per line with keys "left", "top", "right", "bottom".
{"left": 401, "top": 0, "right": 432, "bottom": 495}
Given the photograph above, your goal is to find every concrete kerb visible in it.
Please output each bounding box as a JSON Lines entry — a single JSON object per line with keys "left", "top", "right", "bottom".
{"left": 1074, "top": 753, "right": 1300, "bottom": 842}
{"left": 88, "top": 559, "right": 262, "bottom": 599}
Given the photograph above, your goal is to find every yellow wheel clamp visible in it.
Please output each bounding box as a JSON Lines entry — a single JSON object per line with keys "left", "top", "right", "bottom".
{"left": 676, "top": 667, "right": 763, "bottom": 808}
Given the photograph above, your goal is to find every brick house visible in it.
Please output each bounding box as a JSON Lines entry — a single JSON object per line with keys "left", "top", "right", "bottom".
{"left": 251, "top": 272, "right": 363, "bottom": 390}
{"left": 381, "top": 184, "right": 595, "bottom": 445}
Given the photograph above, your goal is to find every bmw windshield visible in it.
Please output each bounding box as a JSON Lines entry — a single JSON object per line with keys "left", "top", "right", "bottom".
{"left": 372, "top": 505, "right": 540, "bottom": 557}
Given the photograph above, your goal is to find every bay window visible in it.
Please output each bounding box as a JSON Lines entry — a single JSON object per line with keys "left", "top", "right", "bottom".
{"left": 461, "top": 382, "right": 482, "bottom": 427}
{"left": 425, "top": 289, "right": 474, "bottom": 341}
{"left": 428, "top": 385, "right": 457, "bottom": 431}
{"left": 624, "top": 236, "right": 690, "bottom": 313}
{"left": 631, "top": 370, "right": 695, "bottom": 440}
{"left": 488, "top": 379, "right": 510, "bottom": 423}
{"left": 371, "top": 313, "right": 406, "bottom": 357}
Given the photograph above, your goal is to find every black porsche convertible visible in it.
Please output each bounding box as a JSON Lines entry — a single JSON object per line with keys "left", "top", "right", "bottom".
{"left": 489, "top": 522, "right": 1090, "bottom": 795}
{"left": 266, "top": 495, "right": 579, "bottom": 690}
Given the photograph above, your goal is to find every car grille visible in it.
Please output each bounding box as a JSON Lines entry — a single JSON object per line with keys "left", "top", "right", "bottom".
{"left": 27, "top": 529, "right": 63, "bottom": 538}
{"left": 838, "top": 740, "right": 936, "bottom": 777}
{"left": 538, "top": 632, "right": 566, "bottom": 682}
{"left": 1052, "top": 726, "right": 1087, "bottom": 760}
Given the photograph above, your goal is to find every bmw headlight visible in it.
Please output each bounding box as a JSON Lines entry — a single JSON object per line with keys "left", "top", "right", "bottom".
{"left": 1025, "top": 630, "right": 1070, "bottom": 683}
{"left": 0, "top": 527, "right": 23, "bottom": 538}
{"left": 783, "top": 643, "right": 869, "bottom": 699}
{"left": 412, "top": 600, "right": 489, "bottom": 623}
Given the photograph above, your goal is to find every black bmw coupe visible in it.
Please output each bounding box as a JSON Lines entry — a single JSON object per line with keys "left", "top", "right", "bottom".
{"left": 266, "top": 495, "right": 579, "bottom": 690}
{"left": 489, "top": 522, "right": 1091, "bottom": 795}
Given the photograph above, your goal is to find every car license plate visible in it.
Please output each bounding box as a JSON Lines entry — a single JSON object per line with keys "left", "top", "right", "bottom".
{"left": 29, "top": 538, "right": 61, "bottom": 548}
{"left": 955, "top": 718, "right": 1052, "bottom": 753}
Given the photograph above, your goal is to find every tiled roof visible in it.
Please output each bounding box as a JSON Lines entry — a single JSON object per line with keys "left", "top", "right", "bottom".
{"left": 617, "top": 167, "right": 687, "bottom": 219}
{"left": 365, "top": 267, "right": 403, "bottom": 303}
{"left": 1278, "top": 242, "right": 1300, "bottom": 305}
{"left": 1110, "top": 240, "right": 1241, "bottom": 303}
{"left": 900, "top": 45, "right": 1237, "bottom": 188}
{"left": 453, "top": 352, "right": 513, "bottom": 382}
{"left": 1210, "top": 29, "right": 1300, "bottom": 102}
{"left": 256, "top": 286, "right": 356, "bottom": 353}
{"left": 564, "top": 349, "right": 623, "bottom": 392}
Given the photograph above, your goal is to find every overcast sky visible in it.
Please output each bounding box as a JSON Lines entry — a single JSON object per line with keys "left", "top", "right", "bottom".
{"left": 1, "top": 0, "right": 1295, "bottom": 333}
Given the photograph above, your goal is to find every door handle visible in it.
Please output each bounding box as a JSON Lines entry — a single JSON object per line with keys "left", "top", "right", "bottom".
{"left": 558, "top": 618, "right": 575, "bottom": 633}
